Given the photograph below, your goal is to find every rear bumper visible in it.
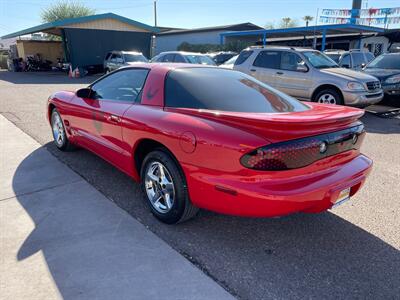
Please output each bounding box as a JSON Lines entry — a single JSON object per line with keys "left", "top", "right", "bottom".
{"left": 342, "top": 89, "right": 383, "bottom": 107}
{"left": 184, "top": 152, "right": 372, "bottom": 217}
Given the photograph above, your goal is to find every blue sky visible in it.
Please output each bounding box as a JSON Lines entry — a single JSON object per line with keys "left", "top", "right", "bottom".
{"left": 1, "top": 0, "right": 400, "bottom": 36}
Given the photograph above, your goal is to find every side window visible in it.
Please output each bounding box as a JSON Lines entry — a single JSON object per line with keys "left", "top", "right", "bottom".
{"left": 162, "top": 54, "right": 175, "bottom": 62}
{"left": 340, "top": 54, "right": 351, "bottom": 68}
{"left": 253, "top": 51, "right": 281, "bottom": 69}
{"left": 174, "top": 54, "right": 186, "bottom": 63}
{"left": 115, "top": 53, "right": 123, "bottom": 64}
{"left": 90, "top": 69, "right": 149, "bottom": 102}
{"left": 351, "top": 53, "right": 365, "bottom": 68}
{"left": 110, "top": 53, "right": 117, "bottom": 62}
{"left": 235, "top": 50, "right": 253, "bottom": 65}
{"left": 280, "top": 51, "right": 306, "bottom": 71}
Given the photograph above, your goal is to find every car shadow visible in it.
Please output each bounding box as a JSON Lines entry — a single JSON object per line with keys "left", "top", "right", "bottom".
{"left": 361, "top": 112, "right": 400, "bottom": 134}
{"left": 14, "top": 144, "right": 400, "bottom": 300}
{"left": 0, "top": 70, "right": 100, "bottom": 84}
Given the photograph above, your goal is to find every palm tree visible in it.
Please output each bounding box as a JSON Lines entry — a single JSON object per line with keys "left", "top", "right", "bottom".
{"left": 303, "top": 15, "right": 314, "bottom": 27}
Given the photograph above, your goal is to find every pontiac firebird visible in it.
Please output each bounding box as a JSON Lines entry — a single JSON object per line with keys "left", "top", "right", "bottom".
{"left": 47, "top": 63, "right": 372, "bottom": 224}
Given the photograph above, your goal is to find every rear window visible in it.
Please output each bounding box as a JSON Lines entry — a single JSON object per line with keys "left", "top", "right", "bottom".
{"left": 164, "top": 68, "right": 308, "bottom": 113}
{"left": 235, "top": 50, "right": 253, "bottom": 65}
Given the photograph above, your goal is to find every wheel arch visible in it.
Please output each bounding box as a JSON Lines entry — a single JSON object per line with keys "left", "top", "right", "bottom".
{"left": 48, "top": 103, "right": 56, "bottom": 123}
{"left": 311, "top": 84, "right": 344, "bottom": 102}
{"left": 133, "top": 138, "right": 182, "bottom": 181}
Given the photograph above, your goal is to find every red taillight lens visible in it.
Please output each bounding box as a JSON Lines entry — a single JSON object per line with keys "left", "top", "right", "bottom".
{"left": 241, "top": 124, "right": 365, "bottom": 171}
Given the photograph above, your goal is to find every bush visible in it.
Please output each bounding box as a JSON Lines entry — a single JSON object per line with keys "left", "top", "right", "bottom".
{"left": 177, "top": 41, "right": 254, "bottom": 53}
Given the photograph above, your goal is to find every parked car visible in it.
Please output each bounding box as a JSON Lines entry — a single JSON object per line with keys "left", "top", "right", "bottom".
{"left": 219, "top": 55, "right": 238, "bottom": 69}
{"left": 362, "top": 53, "right": 400, "bottom": 98}
{"left": 151, "top": 51, "right": 216, "bottom": 65}
{"left": 207, "top": 51, "right": 237, "bottom": 65}
{"left": 234, "top": 46, "right": 383, "bottom": 107}
{"left": 104, "top": 51, "right": 148, "bottom": 73}
{"left": 47, "top": 63, "right": 372, "bottom": 224}
{"left": 324, "top": 49, "right": 375, "bottom": 70}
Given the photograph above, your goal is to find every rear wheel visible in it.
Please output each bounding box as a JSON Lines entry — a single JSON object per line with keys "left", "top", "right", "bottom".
{"left": 51, "top": 109, "right": 71, "bottom": 151}
{"left": 314, "top": 89, "right": 343, "bottom": 105}
{"left": 141, "top": 150, "right": 198, "bottom": 224}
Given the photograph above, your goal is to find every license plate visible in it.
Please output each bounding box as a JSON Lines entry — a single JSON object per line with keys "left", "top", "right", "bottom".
{"left": 333, "top": 187, "right": 351, "bottom": 208}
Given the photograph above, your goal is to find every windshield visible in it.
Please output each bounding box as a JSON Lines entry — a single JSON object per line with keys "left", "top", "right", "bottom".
{"left": 366, "top": 54, "right": 400, "bottom": 69}
{"left": 123, "top": 54, "right": 148, "bottom": 63}
{"left": 303, "top": 51, "right": 339, "bottom": 69}
{"left": 223, "top": 55, "right": 238, "bottom": 65}
{"left": 165, "top": 68, "right": 309, "bottom": 113}
{"left": 325, "top": 53, "right": 341, "bottom": 63}
{"left": 184, "top": 55, "right": 216, "bottom": 65}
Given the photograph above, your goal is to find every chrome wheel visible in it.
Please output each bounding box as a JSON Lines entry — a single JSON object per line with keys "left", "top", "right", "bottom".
{"left": 144, "top": 161, "right": 175, "bottom": 214}
{"left": 317, "top": 93, "right": 337, "bottom": 105}
{"left": 52, "top": 112, "right": 65, "bottom": 147}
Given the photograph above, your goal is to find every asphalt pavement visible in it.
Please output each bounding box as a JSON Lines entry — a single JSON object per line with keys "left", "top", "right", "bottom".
{"left": 1, "top": 70, "right": 399, "bottom": 299}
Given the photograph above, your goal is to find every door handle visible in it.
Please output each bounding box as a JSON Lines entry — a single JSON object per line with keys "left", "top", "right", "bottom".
{"left": 250, "top": 69, "right": 256, "bottom": 72}
{"left": 276, "top": 71, "right": 284, "bottom": 75}
{"left": 107, "top": 114, "right": 120, "bottom": 123}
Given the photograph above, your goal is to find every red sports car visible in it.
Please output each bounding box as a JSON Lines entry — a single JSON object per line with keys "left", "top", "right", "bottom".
{"left": 47, "top": 63, "right": 372, "bottom": 224}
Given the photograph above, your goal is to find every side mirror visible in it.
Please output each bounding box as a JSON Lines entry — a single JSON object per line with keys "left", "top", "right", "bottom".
{"left": 76, "top": 87, "right": 92, "bottom": 98}
{"left": 297, "top": 64, "right": 308, "bottom": 72}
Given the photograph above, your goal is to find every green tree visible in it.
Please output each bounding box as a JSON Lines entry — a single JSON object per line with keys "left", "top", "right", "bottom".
{"left": 279, "top": 17, "right": 299, "bottom": 28}
{"left": 303, "top": 15, "right": 314, "bottom": 27}
{"left": 41, "top": 1, "right": 95, "bottom": 23}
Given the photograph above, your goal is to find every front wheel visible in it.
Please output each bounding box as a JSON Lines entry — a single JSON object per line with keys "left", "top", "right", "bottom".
{"left": 51, "top": 109, "right": 71, "bottom": 151}
{"left": 314, "top": 89, "right": 344, "bottom": 105}
{"left": 140, "top": 150, "right": 198, "bottom": 224}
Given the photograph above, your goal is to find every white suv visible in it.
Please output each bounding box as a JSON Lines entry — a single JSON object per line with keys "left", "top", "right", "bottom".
{"left": 233, "top": 46, "right": 383, "bottom": 107}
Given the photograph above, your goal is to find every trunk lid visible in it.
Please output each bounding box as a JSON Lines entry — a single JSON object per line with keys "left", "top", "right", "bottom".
{"left": 167, "top": 103, "right": 364, "bottom": 143}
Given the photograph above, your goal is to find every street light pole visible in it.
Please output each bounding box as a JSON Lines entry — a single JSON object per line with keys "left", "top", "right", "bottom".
{"left": 154, "top": 0, "right": 157, "bottom": 28}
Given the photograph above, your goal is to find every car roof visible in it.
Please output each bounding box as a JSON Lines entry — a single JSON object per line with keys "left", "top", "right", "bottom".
{"left": 248, "top": 46, "right": 316, "bottom": 52}
{"left": 118, "top": 62, "right": 219, "bottom": 71}
{"left": 158, "top": 51, "right": 208, "bottom": 56}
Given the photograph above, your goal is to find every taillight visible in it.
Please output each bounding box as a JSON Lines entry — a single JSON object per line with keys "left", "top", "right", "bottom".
{"left": 240, "top": 124, "right": 365, "bottom": 171}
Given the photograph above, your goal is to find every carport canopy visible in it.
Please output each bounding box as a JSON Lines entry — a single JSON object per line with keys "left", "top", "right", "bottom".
{"left": 220, "top": 24, "right": 385, "bottom": 50}
{"left": 1, "top": 12, "right": 159, "bottom": 39}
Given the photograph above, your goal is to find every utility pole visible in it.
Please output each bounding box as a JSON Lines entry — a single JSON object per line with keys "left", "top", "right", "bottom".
{"left": 154, "top": 0, "right": 157, "bottom": 28}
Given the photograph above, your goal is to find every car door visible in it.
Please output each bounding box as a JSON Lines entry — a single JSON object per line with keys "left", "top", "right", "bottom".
{"left": 248, "top": 50, "right": 280, "bottom": 88}
{"left": 69, "top": 68, "right": 149, "bottom": 169}
{"left": 274, "top": 51, "right": 313, "bottom": 99}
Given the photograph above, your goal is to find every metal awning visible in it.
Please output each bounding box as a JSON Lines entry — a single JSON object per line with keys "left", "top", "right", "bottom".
{"left": 220, "top": 24, "right": 386, "bottom": 50}
{"left": 1, "top": 13, "right": 159, "bottom": 39}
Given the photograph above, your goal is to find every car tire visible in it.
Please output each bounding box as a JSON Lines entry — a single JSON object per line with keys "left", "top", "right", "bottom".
{"left": 140, "top": 150, "right": 199, "bottom": 224}
{"left": 51, "top": 108, "right": 71, "bottom": 151}
{"left": 314, "top": 89, "right": 344, "bottom": 105}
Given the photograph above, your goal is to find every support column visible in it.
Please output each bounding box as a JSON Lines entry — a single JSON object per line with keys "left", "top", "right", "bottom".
{"left": 321, "top": 29, "right": 327, "bottom": 51}
{"left": 262, "top": 32, "right": 267, "bottom": 46}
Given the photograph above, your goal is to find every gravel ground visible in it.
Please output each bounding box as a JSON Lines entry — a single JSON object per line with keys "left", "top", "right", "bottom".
{"left": 1, "top": 70, "right": 399, "bottom": 299}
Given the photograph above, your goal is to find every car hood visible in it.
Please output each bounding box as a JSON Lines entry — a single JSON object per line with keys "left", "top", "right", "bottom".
{"left": 362, "top": 68, "right": 400, "bottom": 81}
{"left": 320, "top": 67, "right": 378, "bottom": 81}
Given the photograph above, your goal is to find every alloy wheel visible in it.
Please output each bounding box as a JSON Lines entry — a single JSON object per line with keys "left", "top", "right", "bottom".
{"left": 144, "top": 161, "right": 175, "bottom": 214}
{"left": 52, "top": 113, "right": 65, "bottom": 147}
{"left": 317, "top": 93, "right": 337, "bottom": 105}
